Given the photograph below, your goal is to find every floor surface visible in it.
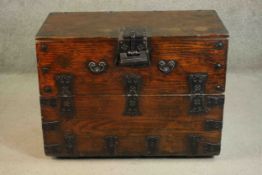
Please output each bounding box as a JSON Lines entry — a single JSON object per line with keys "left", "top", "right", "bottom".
{"left": 0, "top": 72, "right": 261, "bottom": 175}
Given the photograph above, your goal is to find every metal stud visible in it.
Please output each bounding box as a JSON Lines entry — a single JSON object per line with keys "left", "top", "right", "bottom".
{"left": 41, "top": 67, "right": 50, "bottom": 74}
{"left": 43, "top": 86, "right": 52, "bottom": 93}
{"left": 215, "top": 41, "right": 224, "bottom": 49}
{"left": 215, "top": 85, "right": 224, "bottom": 92}
{"left": 40, "top": 44, "right": 48, "bottom": 52}
{"left": 214, "top": 63, "right": 222, "bottom": 69}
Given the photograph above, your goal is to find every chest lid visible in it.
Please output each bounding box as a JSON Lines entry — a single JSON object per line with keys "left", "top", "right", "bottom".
{"left": 36, "top": 10, "right": 228, "bottom": 39}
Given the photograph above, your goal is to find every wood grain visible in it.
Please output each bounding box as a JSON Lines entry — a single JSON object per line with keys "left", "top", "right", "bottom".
{"left": 36, "top": 11, "right": 229, "bottom": 157}
{"left": 37, "top": 38, "right": 228, "bottom": 96}
{"left": 36, "top": 11, "right": 228, "bottom": 39}
{"left": 43, "top": 131, "right": 221, "bottom": 157}
{"left": 41, "top": 95, "right": 224, "bottom": 122}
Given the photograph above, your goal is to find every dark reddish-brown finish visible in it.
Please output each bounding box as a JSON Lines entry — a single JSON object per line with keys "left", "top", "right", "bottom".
{"left": 41, "top": 95, "right": 223, "bottom": 122}
{"left": 43, "top": 131, "right": 221, "bottom": 157}
{"left": 36, "top": 11, "right": 229, "bottom": 157}
{"left": 36, "top": 11, "right": 228, "bottom": 39}
{"left": 37, "top": 38, "right": 227, "bottom": 96}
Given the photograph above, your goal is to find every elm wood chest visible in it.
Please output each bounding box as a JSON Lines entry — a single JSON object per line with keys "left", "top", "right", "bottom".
{"left": 36, "top": 11, "right": 229, "bottom": 157}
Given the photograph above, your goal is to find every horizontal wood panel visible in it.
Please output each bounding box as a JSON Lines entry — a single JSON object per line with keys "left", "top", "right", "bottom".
{"left": 36, "top": 11, "right": 228, "bottom": 38}
{"left": 42, "top": 94, "right": 223, "bottom": 157}
{"left": 41, "top": 95, "right": 224, "bottom": 122}
{"left": 60, "top": 119, "right": 219, "bottom": 135}
{"left": 43, "top": 131, "right": 221, "bottom": 157}
{"left": 36, "top": 38, "right": 227, "bottom": 96}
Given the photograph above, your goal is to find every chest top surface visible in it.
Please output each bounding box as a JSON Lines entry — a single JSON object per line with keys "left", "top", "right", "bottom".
{"left": 36, "top": 10, "right": 228, "bottom": 39}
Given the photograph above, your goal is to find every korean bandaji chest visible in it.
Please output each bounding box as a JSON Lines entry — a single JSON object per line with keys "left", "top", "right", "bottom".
{"left": 36, "top": 10, "right": 229, "bottom": 157}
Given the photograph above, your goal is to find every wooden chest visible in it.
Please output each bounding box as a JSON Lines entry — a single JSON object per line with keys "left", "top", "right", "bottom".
{"left": 36, "top": 11, "right": 229, "bottom": 157}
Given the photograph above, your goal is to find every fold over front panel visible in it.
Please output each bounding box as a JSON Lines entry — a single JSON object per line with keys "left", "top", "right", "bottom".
{"left": 37, "top": 38, "right": 227, "bottom": 96}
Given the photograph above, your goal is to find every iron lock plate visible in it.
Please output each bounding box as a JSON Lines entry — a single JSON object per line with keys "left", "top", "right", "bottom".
{"left": 116, "top": 28, "right": 150, "bottom": 67}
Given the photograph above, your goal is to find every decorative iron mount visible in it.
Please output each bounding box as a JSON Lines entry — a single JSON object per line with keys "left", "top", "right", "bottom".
{"left": 42, "top": 121, "right": 60, "bottom": 131}
{"left": 204, "top": 143, "right": 221, "bottom": 155}
{"left": 188, "top": 73, "right": 224, "bottom": 114}
{"left": 205, "top": 120, "right": 223, "bottom": 131}
{"left": 146, "top": 136, "right": 159, "bottom": 155}
{"left": 44, "top": 133, "right": 77, "bottom": 155}
{"left": 44, "top": 144, "right": 61, "bottom": 155}
{"left": 189, "top": 95, "right": 224, "bottom": 115}
{"left": 64, "top": 133, "right": 76, "bottom": 154}
{"left": 188, "top": 135, "right": 201, "bottom": 155}
{"left": 40, "top": 97, "right": 57, "bottom": 108}
{"left": 158, "top": 60, "right": 176, "bottom": 74}
{"left": 55, "top": 74, "right": 75, "bottom": 118}
{"left": 123, "top": 74, "right": 142, "bottom": 116}
{"left": 116, "top": 28, "right": 150, "bottom": 67}
{"left": 188, "top": 73, "right": 208, "bottom": 94}
{"left": 86, "top": 60, "right": 107, "bottom": 74}
{"left": 188, "top": 135, "right": 221, "bottom": 155}
{"left": 55, "top": 74, "right": 74, "bottom": 97}
{"left": 104, "top": 136, "right": 118, "bottom": 155}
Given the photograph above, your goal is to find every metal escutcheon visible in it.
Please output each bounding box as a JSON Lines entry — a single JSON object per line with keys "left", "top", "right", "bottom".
{"left": 87, "top": 60, "right": 107, "bottom": 74}
{"left": 158, "top": 60, "right": 176, "bottom": 74}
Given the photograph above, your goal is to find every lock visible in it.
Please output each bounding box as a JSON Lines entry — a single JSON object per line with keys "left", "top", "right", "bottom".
{"left": 116, "top": 28, "right": 150, "bottom": 67}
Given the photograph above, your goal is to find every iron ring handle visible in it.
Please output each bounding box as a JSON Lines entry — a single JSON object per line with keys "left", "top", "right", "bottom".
{"left": 87, "top": 60, "right": 107, "bottom": 74}
{"left": 158, "top": 60, "right": 176, "bottom": 74}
